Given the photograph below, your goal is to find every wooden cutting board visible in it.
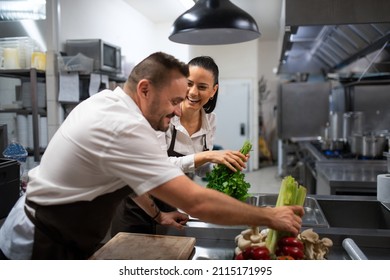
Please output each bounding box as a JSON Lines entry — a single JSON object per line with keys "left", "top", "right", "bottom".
{"left": 90, "top": 232, "right": 196, "bottom": 260}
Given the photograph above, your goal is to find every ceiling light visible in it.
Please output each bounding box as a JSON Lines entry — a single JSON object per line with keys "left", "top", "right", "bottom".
{"left": 0, "top": 0, "right": 46, "bottom": 21}
{"left": 169, "top": 0, "right": 261, "bottom": 45}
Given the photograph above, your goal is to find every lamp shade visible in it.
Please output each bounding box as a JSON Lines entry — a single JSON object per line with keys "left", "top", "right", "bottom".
{"left": 169, "top": 0, "right": 261, "bottom": 45}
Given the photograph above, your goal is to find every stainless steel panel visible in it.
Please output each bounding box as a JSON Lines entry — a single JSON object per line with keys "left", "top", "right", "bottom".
{"left": 278, "top": 82, "right": 330, "bottom": 139}
{"left": 279, "top": 0, "right": 390, "bottom": 75}
{"left": 285, "top": 0, "right": 390, "bottom": 26}
{"left": 349, "top": 84, "right": 390, "bottom": 133}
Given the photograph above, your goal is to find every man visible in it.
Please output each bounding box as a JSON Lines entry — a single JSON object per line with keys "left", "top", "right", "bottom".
{"left": 0, "top": 52, "right": 303, "bottom": 260}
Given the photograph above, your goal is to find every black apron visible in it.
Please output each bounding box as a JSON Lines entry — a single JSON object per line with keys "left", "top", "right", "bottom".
{"left": 24, "top": 186, "right": 131, "bottom": 259}
{"left": 111, "top": 127, "right": 209, "bottom": 236}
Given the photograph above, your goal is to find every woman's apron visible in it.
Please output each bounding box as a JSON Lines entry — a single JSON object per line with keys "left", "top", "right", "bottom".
{"left": 110, "top": 127, "right": 209, "bottom": 236}
{"left": 24, "top": 186, "right": 131, "bottom": 259}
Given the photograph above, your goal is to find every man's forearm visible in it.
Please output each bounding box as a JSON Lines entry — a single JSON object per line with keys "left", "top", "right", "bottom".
{"left": 132, "top": 193, "right": 161, "bottom": 220}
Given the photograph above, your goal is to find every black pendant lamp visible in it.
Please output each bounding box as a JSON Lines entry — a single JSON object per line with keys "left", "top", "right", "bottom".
{"left": 169, "top": 0, "right": 261, "bottom": 45}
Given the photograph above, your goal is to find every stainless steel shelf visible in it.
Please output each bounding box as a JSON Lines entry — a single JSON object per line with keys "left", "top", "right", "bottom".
{"left": 0, "top": 68, "right": 46, "bottom": 161}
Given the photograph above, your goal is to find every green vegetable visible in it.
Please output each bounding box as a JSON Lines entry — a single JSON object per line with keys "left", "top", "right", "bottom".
{"left": 205, "top": 140, "right": 252, "bottom": 201}
{"left": 265, "top": 175, "right": 307, "bottom": 254}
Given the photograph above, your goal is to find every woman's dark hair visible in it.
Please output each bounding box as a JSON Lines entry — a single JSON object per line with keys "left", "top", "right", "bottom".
{"left": 188, "top": 56, "right": 219, "bottom": 113}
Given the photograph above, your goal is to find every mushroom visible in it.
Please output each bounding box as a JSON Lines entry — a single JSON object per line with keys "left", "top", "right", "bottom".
{"left": 300, "top": 228, "right": 320, "bottom": 242}
{"left": 237, "top": 236, "right": 251, "bottom": 250}
{"left": 241, "top": 228, "right": 253, "bottom": 240}
{"left": 260, "top": 228, "right": 269, "bottom": 237}
{"left": 248, "top": 225, "right": 262, "bottom": 243}
{"left": 251, "top": 241, "right": 266, "bottom": 248}
{"left": 321, "top": 237, "right": 333, "bottom": 248}
{"left": 235, "top": 226, "right": 269, "bottom": 257}
{"left": 299, "top": 228, "right": 320, "bottom": 260}
{"left": 250, "top": 234, "right": 262, "bottom": 243}
{"left": 235, "top": 247, "right": 242, "bottom": 256}
{"left": 315, "top": 237, "right": 333, "bottom": 260}
{"left": 298, "top": 229, "right": 333, "bottom": 260}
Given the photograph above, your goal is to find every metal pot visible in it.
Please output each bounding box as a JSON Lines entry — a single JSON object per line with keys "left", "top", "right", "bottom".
{"left": 349, "top": 134, "right": 363, "bottom": 155}
{"left": 343, "top": 111, "right": 364, "bottom": 141}
{"left": 320, "top": 139, "right": 345, "bottom": 151}
{"left": 361, "top": 135, "right": 386, "bottom": 158}
{"left": 387, "top": 136, "right": 390, "bottom": 152}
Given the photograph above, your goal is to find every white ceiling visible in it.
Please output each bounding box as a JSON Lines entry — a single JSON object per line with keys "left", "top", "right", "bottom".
{"left": 123, "top": 0, "right": 284, "bottom": 41}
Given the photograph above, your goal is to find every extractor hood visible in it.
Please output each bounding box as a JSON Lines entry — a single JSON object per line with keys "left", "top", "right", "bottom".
{"left": 277, "top": 0, "right": 390, "bottom": 79}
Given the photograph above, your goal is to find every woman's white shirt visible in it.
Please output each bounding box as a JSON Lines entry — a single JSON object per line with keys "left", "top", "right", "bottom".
{"left": 157, "top": 109, "right": 216, "bottom": 177}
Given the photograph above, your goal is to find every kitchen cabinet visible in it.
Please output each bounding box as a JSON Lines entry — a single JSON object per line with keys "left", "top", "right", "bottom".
{"left": 0, "top": 68, "right": 46, "bottom": 161}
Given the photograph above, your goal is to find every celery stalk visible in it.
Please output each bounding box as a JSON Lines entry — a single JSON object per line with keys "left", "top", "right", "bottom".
{"left": 265, "top": 176, "right": 307, "bottom": 254}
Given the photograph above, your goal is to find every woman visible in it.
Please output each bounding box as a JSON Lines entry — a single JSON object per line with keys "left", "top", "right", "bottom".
{"left": 110, "top": 56, "right": 249, "bottom": 235}
{"left": 160, "top": 56, "right": 248, "bottom": 177}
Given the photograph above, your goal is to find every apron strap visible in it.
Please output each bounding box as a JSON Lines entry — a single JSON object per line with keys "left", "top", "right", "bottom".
{"left": 167, "top": 127, "right": 185, "bottom": 157}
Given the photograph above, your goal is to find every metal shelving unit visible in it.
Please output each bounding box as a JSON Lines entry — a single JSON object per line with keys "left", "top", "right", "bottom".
{"left": 0, "top": 68, "right": 46, "bottom": 161}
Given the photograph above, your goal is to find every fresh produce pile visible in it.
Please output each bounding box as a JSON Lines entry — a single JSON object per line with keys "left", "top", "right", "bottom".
{"left": 205, "top": 140, "right": 252, "bottom": 201}
{"left": 233, "top": 176, "right": 333, "bottom": 260}
{"left": 234, "top": 227, "right": 333, "bottom": 260}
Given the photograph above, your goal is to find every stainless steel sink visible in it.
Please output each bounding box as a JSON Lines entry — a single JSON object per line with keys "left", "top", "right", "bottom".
{"left": 249, "top": 194, "right": 329, "bottom": 227}
{"left": 316, "top": 199, "right": 390, "bottom": 229}
{"left": 313, "top": 197, "right": 390, "bottom": 259}
{"left": 157, "top": 195, "right": 390, "bottom": 260}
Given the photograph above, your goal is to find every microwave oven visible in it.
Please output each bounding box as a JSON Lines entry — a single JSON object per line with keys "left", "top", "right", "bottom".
{"left": 65, "top": 39, "right": 122, "bottom": 73}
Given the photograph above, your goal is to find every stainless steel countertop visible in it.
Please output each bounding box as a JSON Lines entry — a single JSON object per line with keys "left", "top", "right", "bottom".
{"left": 316, "top": 160, "right": 387, "bottom": 187}
{"left": 298, "top": 141, "right": 388, "bottom": 188}
{"left": 157, "top": 195, "right": 390, "bottom": 260}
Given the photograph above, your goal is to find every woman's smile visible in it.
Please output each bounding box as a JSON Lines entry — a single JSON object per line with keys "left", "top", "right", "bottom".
{"left": 187, "top": 96, "right": 201, "bottom": 104}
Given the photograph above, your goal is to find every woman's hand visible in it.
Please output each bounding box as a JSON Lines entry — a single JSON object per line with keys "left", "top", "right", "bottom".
{"left": 205, "top": 150, "right": 249, "bottom": 172}
{"left": 155, "top": 211, "right": 189, "bottom": 230}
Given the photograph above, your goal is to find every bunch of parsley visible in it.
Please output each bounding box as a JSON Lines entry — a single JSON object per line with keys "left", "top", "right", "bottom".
{"left": 205, "top": 140, "right": 252, "bottom": 201}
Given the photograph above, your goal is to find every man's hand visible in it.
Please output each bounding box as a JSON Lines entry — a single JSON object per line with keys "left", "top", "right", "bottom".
{"left": 268, "top": 205, "right": 304, "bottom": 236}
{"left": 155, "top": 211, "right": 189, "bottom": 230}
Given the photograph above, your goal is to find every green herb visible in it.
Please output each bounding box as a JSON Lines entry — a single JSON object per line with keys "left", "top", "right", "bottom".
{"left": 205, "top": 140, "right": 252, "bottom": 201}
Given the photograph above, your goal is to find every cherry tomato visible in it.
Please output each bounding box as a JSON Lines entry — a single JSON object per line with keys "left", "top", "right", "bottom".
{"left": 277, "top": 255, "right": 295, "bottom": 260}
{"left": 235, "top": 252, "right": 244, "bottom": 260}
{"left": 242, "top": 247, "right": 254, "bottom": 259}
{"left": 281, "top": 246, "right": 304, "bottom": 260}
{"left": 278, "top": 237, "right": 304, "bottom": 251}
{"left": 252, "top": 246, "right": 271, "bottom": 260}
